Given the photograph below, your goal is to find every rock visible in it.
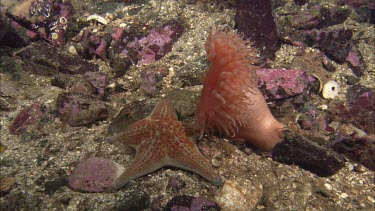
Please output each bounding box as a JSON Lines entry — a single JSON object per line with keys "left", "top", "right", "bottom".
{"left": 9, "top": 102, "right": 46, "bottom": 135}
{"left": 5, "top": 0, "right": 34, "bottom": 26}
{"left": 164, "top": 89, "right": 198, "bottom": 119}
{"left": 309, "top": 29, "right": 366, "bottom": 77}
{"left": 331, "top": 137, "right": 375, "bottom": 171}
{"left": 6, "top": 0, "right": 74, "bottom": 46}
{"left": 286, "top": 98, "right": 330, "bottom": 133}
{"left": 256, "top": 69, "right": 316, "bottom": 101}
{"left": 136, "top": 21, "right": 184, "bottom": 65}
{"left": 264, "top": 182, "right": 312, "bottom": 210}
{"left": 289, "top": 5, "right": 321, "bottom": 30}
{"left": 0, "top": 143, "right": 7, "bottom": 153}
{"left": 51, "top": 72, "right": 108, "bottom": 98}
{"left": 68, "top": 157, "right": 124, "bottom": 192}
{"left": 214, "top": 179, "right": 263, "bottom": 210}
{"left": 14, "top": 41, "right": 98, "bottom": 75}
{"left": 289, "top": 5, "right": 350, "bottom": 29}
{"left": 56, "top": 93, "right": 109, "bottom": 127}
{"left": 166, "top": 175, "right": 186, "bottom": 192}
{"left": 313, "top": 29, "right": 352, "bottom": 63}
{"left": 94, "top": 39, "right": 108, "bottom": 60}
{"left": 0, "top": 20, "right": 35, "bottom": 47}
{"left": 111, "top": 27, "right": 125, "bottom": 41}
{"left": 0, "top": 80, "right": 19, "bottom": 111}
{"left": 139, "top": 67, "right": 165, "bottom": 96}
{"left": 235, "top": 0, "right": 280, "bottom": 60}
{"left": 294, "top": 0, "right": 310, "bottom": 6}
{"left": 0, "top": 12, "right": 9, "bottom": 42}
{"left": 174, "top": 61, "right": 208, "bottom": 87}
{"left": 67, "top": 78, "right": 97, "bottom": 96}
{"left": 44, "top": 176, "right": 68, "bottom": 195}
{"left": 0, "top": 80, "right": 19, "bottom": 98}
{"left": 344, "top": 75, "right": 360, "bottom": 85}
{"left": 334, "top": 85, "right": 374, "bottom": 133}
{"left": 116, "top": 187, "right": 150, "bottom": 211}
{"left": 165, "top": 195, "right": 220, "bottom": 211}
{"left": 345, "top": 48, "right": 367, "bottom": 78}
{"left": 71, "top": 29, "right": 102, "bottom": 59}
{"left": 110, "top": 20, "right": 184, "bottom": 67}
{"left": 0, "top": 176, "right": 16, "bottom": 194}
{"left": 272, "top": 131, "right": 345, "bottom": 176}
{"left": 83, "top": 71, "right": 109, "bottom": 97}
{"left": 107, "top": 100, "right": 155, "bottom": 135}
{"left": 339, "top": 0, "right": 375, "bottom": 22}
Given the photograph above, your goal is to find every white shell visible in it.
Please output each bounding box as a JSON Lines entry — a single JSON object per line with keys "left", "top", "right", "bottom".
{"left": 87, "top": 14, "right": 108, "bottom": 25}
{"left": 322, "top": 80, "right": 340, "bottom": 99}
{"left": 67, "top": 45, "right": 78, "bottom": 55}
{"left": 317, "top": 104, "right": 328, "bottom": 110}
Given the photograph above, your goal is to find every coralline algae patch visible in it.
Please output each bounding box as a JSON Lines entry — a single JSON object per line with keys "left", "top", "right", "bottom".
{"left": 256, "top": 69, "right": 316, "bottom": 101}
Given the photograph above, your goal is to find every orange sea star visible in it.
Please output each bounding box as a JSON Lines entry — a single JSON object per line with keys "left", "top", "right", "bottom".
{"left": 111, "top": 100, "right": 223, "bottom": 189}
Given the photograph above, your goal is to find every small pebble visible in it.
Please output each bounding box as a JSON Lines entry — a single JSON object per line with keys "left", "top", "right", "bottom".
{"left": 116, "top": 188, "right": 150, "bottom": 211}
{"left": 328, "top": 121, "right": 340, "bottom": 131}
{"left": 0, "top": 143, "right": 7, "bottom": 153}
{"left": 167, "top": 175, "right": 186, "bottom": 192}
{"left": 0, "top": 176, "right": 16, "bottom": 193}
{"left": 340, "top": 193, "right": 348, "bottom": 199}
{"left": 360, "top": 202, "right": 366, "bottom": 208}
{"left": 345, "top": 75, "right": 360, "bottom": 85}
{"left": 350, "top": 125, "right": 367, "bottom": 138}
{"left": 67, "top": 45, "right": 78, "bottom": 55}
{"left": 354, "top": 164, "right": 366, "bottom": 173}
{"left": 165, "top": 195, "right": 219, "bottom": 210}
{"left": 367, "top": 196, "right": 375, "bottom": 204}
{"left": 211, "top": 158, "right": 220, "bottom": 167}
{"left": 214, "top": 179, "right": 262, "bottom": 210}
{"left": 324, "top": 183, "right": 332, "bottom": 191}
{"left": 345, "top": 162, "right": 354, "bottom": 171}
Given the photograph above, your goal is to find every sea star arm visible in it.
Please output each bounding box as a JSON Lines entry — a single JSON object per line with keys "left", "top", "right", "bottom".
{"left": 167, "top": 133, "right": 223, "bottom": 185}
{"left": 109, "top": 119, "right": 152, "bottom": 147}
{"left": 112, "top": 142, "right": 166, "bottom": 189}
{"left": 149, "top": 100, "right": 178, "bottom": 121}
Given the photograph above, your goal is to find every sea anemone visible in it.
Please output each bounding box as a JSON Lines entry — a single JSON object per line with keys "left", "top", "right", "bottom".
{"left": 195, "top": 28, "right": 285, "bottom": 151}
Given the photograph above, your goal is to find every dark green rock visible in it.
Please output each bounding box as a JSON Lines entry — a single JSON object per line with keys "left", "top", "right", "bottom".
{"left": 116, "top": 188, "right": 150, "bottom": 211}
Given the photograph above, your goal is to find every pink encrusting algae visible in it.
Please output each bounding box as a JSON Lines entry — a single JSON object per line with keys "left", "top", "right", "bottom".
{"left": 195, "top": 29, "right": 285, "bottom": 151}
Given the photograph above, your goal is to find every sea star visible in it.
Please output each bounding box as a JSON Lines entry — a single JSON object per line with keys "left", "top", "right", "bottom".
{"left": 111, "top": 100, "right": 223, "bottom": 189}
